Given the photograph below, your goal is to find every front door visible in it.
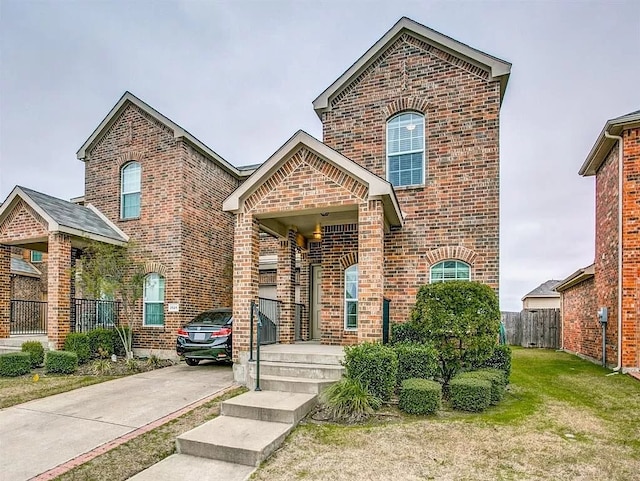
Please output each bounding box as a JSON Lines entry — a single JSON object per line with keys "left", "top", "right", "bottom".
{"left": 311, "top": 265, "right": 322, "bottom": 340}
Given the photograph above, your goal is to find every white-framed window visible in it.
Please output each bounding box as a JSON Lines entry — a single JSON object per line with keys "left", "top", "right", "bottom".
{"left": 143, "top": 273, "right": 165, "bottom": 326}
{"left": 121, "top": 161, "right": 141, "bottom": 219}
{"left": 30, "top": 251, "right": 43, "bottom": 263}
{"left": 430, "top": 260, "right": 471, "bottom": 283}
{"left": 344, "top": 264, "right": 358, "bottom": 330}
{"left": 387, "top": 112, "right": 425, "bottom": 187}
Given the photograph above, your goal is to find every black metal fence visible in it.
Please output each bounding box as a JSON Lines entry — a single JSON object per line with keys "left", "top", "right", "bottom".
{"left": 71, "top": 298, "right": 121, "bottom": 333}
{"left": 257, "top": 297, "right": 281, "bottom": 345}
{"left": 10, "top": 300, "right": 47, "bottom": 335}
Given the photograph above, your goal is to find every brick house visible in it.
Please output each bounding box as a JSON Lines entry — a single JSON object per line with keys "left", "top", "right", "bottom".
{"left": 0, "top": 18, "right": 511, "bottom": 371}
{"left": 556, "top": 110, "right": 640, "bottom": 371}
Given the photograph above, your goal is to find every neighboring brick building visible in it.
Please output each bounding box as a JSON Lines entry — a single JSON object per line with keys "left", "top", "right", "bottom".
{"left": 557, "top": 110, "right": 640, "bottom": 371}
{"left": 1, "top": 18, "right": 511, "bottom": 365}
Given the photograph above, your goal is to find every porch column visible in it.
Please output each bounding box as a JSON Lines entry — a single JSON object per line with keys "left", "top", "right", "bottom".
{"left": 358, "top": 199, "right": 385, "bottom": 343}
{"left": 277, "top": 229, "right": 296, "bottom": 343}
{"left": 48, "top": 232, "right": 72, "bottom": 349}
{"left": 0, "top": 245, "right": 10, "bottom": 338}
{"left": 299, "top": 249, "right": 310, "bottom": 341}
{"left": 232, "top": 212, "right": 260, "bottom": 361}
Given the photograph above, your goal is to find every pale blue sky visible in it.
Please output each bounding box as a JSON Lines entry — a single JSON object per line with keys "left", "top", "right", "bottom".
{"left": 1, "top": 0, "right": 639, "bottom": 310}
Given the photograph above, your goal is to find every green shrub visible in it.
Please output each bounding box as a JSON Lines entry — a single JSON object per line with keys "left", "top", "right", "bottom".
{"left": 394, "top": 342, "right": 439, "bottom": 385}
{"left": 21, "top": 341, "right": 45, "bottom": 367}
{"left": 449, "top": 376, "right": 491, "bottom": 412}
{"left": 320, "top": 377, "right": 382, "bottom": 423}
{"left": 87, "top": 329, "right": 115, "bottom": 358}
{"left": 0, "top": 352, "right": 32, "bottom": 377}
{"left": 45, "top": 351, "right": 78, "bottom": 374}
{"left": 399, "top": 378, "right": 442, "bottom": 415}
{"left": 343, "top": 342, "right": 398, "bottom": 401}
{"left": 112, "top": 327, "right": 131, "bottom": 358}
{"left": 91, "top": 358, "right": 114, "bottom": 375}
{"left": 63, "top": 332, "right": 91, "bottom": 364}
{"left": 410, "top": 281, "right": 501, "bottom": 384}
{"left": 477, "top": 345, "right": 512, "bottom": 382}
{"left": 458, "top": 369, "right": 505, "bottom": 405}
{"left": 391, "top": 321, "right": 427, "bottom": 344}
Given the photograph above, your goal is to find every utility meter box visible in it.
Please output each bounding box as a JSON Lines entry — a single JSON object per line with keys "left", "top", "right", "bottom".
{"left": 597, "top": 307, "right": 608, "bottom": 325}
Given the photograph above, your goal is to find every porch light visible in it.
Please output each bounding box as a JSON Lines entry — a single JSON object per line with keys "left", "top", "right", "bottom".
{"left": 312, "top": 223, "right": 322, "bottom": 241}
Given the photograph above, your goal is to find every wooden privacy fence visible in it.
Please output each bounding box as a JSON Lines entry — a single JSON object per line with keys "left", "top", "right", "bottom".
{"left": 502, "top": 308, "right": 561, "bottom": 349}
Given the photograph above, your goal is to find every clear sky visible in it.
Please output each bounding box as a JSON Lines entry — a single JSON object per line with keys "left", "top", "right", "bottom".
{"left": 1, "top": 0, "right": 639, "bottom": 311}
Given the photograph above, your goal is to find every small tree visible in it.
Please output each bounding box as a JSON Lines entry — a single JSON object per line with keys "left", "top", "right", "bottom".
{"left": 410, "top": 281, "right": 500, "bottom": 385}
{"left": 75, "top": 242, "right": 145, "bottom": 359}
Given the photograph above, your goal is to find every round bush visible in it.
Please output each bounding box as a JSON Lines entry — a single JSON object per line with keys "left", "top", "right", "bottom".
{"left": 478, "top": 345, "right": 512, "bottom": 382}
{"left": 0, "top": 352, "right": 32, "bottom": 377}
{"left": 449, "top": 376, "right": 491, "bottom": 412}
{"left": 394, "top": 342, "right": 439, "bottom": 385}
{"left": 21, "top": 341, "right": 45, "bottom": 368}
{"left": 458, "top": 369, "right": 505, "bottom": 405}
{"left": 63, "top": 333, "right": 90, "bottom": 364}
{"left": 45, "top": 351, "right": 78, "bottom": 374}
{"left": 87, "top": 329, "right": 115, "bottom": 357}
{"left": 399, "top": 378, "right": 442, "bottom": 415}
{"left": 343, "top": 342, "right": 398, "bottom": 401}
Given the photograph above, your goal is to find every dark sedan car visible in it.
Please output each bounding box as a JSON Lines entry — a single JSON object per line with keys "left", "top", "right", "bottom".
{"left": 176, "top": 308, "right": 232, "bottom": 365}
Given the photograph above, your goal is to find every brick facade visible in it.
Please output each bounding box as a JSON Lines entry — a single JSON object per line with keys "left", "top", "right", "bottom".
{"left": 561, "top": 277, "right": 598, "bottom": 358}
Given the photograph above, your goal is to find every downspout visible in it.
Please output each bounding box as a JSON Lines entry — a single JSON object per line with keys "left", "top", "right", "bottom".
{"left": 604, "top": 131, "right": 623, "bottom": 372}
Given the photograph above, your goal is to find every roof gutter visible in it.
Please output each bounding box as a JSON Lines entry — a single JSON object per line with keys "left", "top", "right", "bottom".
{"left": 604, "top": 130, "right": 623, "bottom": 372}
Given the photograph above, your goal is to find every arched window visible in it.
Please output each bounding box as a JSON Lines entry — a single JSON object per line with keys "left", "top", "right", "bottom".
{"left": 344, "top": 264, "right": 358, "bottom": 330}
{"left": 430, "top": 260, "right": 471, "bottom": 283}
{"left": 387, "top": 112, "right": 425, "bottom": 187}
{"left": 143, "top": 273, "right": 165, "bottom": 326}
{"left": 121, "top": 162, "right": 141, "bottom": 219}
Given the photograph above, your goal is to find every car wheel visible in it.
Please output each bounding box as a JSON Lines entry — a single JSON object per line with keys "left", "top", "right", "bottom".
{"left": 185, "top": 358, "right": 200, "bottom": 366}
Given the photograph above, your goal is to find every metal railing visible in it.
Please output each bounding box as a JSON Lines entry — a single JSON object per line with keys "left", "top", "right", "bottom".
{"left": 71, "top": 298, "right": 121, "bottom": 333}
{"left": 10, "top": 300, "right": 47, "bottom": 335}
{"left": 257, "top": 297, "right": 280, "bottom": 345}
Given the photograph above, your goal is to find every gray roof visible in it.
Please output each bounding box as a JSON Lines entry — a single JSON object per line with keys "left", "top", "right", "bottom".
{"left": 10, "top": 256, "right": 40, "bottom": 277}
{"left": 522, "top": 279, "right": 562, "bottom": 300}
{"left": 18, "top": 186, "right": 127, "bottom": 243}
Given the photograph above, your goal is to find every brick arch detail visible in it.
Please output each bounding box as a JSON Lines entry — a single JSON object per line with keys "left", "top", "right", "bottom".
{"left": 382, "top": 97, "right": 430, "bottom": 120}
{"left": 339, "top": 252, "right": 358, "bottom": 270}
{"left": 116, "top": 152, "right": 145, "bottom": 168}
{"left": 425, "top": 246, "right": 477, "bottom": 267}
{"left": 143, "top": 261, "right": 168, "bottom": 277}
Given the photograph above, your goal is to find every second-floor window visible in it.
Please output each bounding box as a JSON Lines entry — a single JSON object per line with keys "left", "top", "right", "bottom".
{"left": 121, "top": 162, "right": 141, "bottom": 219}
{"left": 387, "top": 112, "right": 425, "bottom": 187}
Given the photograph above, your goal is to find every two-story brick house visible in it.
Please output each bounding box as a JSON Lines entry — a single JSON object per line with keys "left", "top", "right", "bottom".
{"left": 0, "top": 18, "right": 510, "bottom": 370}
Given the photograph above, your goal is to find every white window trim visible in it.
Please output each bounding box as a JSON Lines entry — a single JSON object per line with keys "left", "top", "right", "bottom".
{"left": 120, "top": 161, "right": 141, "bottom": 220}
{"left": 429, "top": 260, "right": 472, "bottom": 283}
{"left": 344, "top": 264, "right": 358, "bottom": 331}
{"left": 30, "top": 251, "right": 43, "bottom": 263}
{"left": 143, "top": 273, "right": 165, "bottom": 327}
{"left": 386, "top": 111, "right": 426, "bottom": 188}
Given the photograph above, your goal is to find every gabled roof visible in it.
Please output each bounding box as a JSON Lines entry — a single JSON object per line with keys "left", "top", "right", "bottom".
{"left": 312, "top": 17, "right": 511, "bottom": 117}
{"left": 579, "top": 109, "right": 640, "bottom": 176}
{"left": 10, "top": 255, "right": 41, "bottom": 277}
{"left": 76, "top": 91, "right": 255, "bottom": 178}
{"left": 521, "top": 279, "right": 561, "bottom": 301}
{"left": 0, "top": 186, "right": 128, "bottom": 245}
{"left": 554, "top": 264, "right": 595, "bottom": 292}
{"left": 222, "top": 130, "right": 404, "bottom": 228}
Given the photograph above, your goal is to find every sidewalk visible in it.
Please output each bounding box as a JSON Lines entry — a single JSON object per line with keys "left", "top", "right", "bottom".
{"left": 0, "top": 362, "right": 235, "bottom": 481}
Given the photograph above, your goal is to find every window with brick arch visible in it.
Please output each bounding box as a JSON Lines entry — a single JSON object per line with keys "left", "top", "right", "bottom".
{"left": 430, "top": 260, "right": 471, "bottom": 283}
{"left": 143, "top": 273, "right": 165, "bottom": 326}
{"left": 121, "top": 161, "right": 141, "bottom": 219}
{"left": 344, "top": 264, "right": 358, "bottom": 330}
{"left": 386, "top": 112, "right": 425, "bottom": 187}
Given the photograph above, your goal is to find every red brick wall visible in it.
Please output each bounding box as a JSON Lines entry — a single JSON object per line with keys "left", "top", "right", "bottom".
{"left": 561, "top": 277, "right": 597, "bottom": 359}
{"left": 11, "top": 275, "right": 42, "bottom": 301}
{"left": 321, "top": 33, "right": 501, "bottom": 324}
{"left": 0, "top": 200, "right": 49, "bottom": 244}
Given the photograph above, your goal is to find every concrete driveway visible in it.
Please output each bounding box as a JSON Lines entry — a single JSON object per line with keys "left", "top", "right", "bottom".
{"left": 0, "top": 362, "right": 235, "bottom": 481}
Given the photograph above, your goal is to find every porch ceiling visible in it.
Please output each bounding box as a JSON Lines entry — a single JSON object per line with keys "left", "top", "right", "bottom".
{"left": 257, "top": 205, "right": 358, "bottom": 239}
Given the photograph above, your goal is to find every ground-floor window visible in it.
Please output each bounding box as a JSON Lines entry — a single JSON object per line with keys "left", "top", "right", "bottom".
{"left": 344, "top": 264, "right": 358, "bottom": 330}
{"left": 430, "top": 260, "right": 471, "bottom": 283}
{"left": 143, "top": 272, "right": 165, "bottom": 326}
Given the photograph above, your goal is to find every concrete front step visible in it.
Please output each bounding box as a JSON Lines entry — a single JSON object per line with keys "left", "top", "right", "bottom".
{"left": 177, "top": 416, "right": 293, "bottom": 467}
{"left": 258, "top": 347, "right": 344, "bottom": 366}
{"left": 251, "top": 374, "right": 335, "bottom": 394}
{"left": 222, "top": 391, "right": 316, "bottom": 424}
{"left": 251, "top": 360, "right": 344, "bottom": 380}
{"left": 128, "top": 454, "right": 255, "bottom": 481}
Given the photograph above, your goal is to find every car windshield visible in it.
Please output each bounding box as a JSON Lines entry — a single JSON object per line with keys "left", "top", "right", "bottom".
{"left": 190, "top": 311, "right": 232, "bottom": 326}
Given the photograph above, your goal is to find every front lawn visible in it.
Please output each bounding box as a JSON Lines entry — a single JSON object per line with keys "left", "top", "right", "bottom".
{"left": 251, "top": 348, "right": 640, "bottom": 480}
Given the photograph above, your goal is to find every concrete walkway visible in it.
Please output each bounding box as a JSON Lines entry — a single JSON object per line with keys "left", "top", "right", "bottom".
{"left": 0, "top": 362, "right": 235, "bottom": 481}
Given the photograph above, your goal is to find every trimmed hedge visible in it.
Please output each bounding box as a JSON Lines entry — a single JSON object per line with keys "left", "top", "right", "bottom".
{"left": 88, "top": 329, "right": 115, "bottom": 357}
{"left": 399, "top": 378, "right": 441, "bottom": 415}
{"left": 343, "top": 342, "right": 398, "bottom": 401}
{"left": 0, "top": 352, "right": 32, "bottom": 377}
{"left": 63, "top": 333, "right": 91, "bottom": 364}
{"left": 45, "top": 351, "right": 78, "bottom": 374}
{"left": 391, "top": 321, "right": 426, "bottom": 344}
{"left": 449, "top": 376, "right": 491, "bottom": 412}
{"left": 394, "top": 342, "right": 439, "bottom": 384}
{"left": 478, "top": 345, "right": 512, "bottom": 381}
{"left": 21, "top": 341, "right": 45, "bottom": 368}
{"left": 458, "top": 369, "right": 505, "bottom": 405}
